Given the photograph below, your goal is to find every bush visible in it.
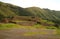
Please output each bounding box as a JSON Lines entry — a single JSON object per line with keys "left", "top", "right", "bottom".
{"left": 0, "top": 23, "right": 19, "bottom": 29}
{"left": 46, "top": 26, "right": 57, "bottom": 29}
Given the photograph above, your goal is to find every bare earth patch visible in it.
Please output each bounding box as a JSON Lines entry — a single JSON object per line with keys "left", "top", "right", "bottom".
{"left": 0, "top": 28, "right": 60, "bottom": 39}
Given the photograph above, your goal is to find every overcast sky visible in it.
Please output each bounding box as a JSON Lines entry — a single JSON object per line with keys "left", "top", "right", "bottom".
{"left": 0, "top": 0, "right": 60, "bottom": 10}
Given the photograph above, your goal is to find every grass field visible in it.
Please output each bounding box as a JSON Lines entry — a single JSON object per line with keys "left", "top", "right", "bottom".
{"left": 0, "top": 23, "right": 60, "bottom": 39}
{"left": 0, "top": 23, "right": 59, "bottom": 34}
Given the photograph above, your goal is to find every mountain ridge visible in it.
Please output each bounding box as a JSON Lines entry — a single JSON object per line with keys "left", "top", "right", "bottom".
{"left": 0, "top": 1, "right": 60, "bottom": 24}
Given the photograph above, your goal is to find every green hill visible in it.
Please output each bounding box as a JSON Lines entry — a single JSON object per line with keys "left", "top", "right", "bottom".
{"left": 25, "top": 7, "right": 60, "bottom": 23}
{"left": 0, "top": 2, "right": 33, "bottom": 19}
{"left": 0, "top": 1, "right": 60, "bottom": 24}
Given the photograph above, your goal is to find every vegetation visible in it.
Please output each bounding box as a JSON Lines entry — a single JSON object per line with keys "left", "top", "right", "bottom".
{"left": 0, "top": 23, "right": 20, "bottom": 29}
{"left": 0, "top": 2, "right": 60, "bottom": 23}
{"left": 0, "top": 2, "right": 60, "bottom": 39}
{"left": 0, "top": 1, "right": 60, "bottom": 29}
{"left": 25, "top": 7, "right": 60, "bottom": 24}
{"left": 0, "top": 23, "right": 58, "bottom": 36}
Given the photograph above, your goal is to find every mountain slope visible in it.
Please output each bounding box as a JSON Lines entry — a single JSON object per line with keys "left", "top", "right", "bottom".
{"left": 0, "top": 2, "right": 34, "bottom": 19}
{"left": 0, "top": 2, "right": 60, "bottom": 24}
{"left": 25, "top": 7, "right": 60, "bottom": 23}
{"left": 0, "top": 2, "right": 16, "bottom": 17}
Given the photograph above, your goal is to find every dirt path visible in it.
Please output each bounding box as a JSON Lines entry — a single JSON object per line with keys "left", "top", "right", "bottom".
{"left": 0, "top": 28, "right": 60, "bottom": 39}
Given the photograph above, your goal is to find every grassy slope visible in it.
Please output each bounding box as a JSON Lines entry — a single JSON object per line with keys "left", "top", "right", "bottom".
{"left": 0, "top": 2, "right": 34, "bottom": 18}
{"left": 25, "top": 7, "right": 60, "bottom": 23}
{"left": 0, "top": 2, "right": 60, "bottom": 24}
{"left": 0, "top": 2, "right": 17, "bottom": 17}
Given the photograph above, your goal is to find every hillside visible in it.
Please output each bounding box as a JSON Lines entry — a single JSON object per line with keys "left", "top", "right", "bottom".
{"left": 0, "top": 1, "right": 60, "bottom": 24}
{"left": 0, "top": 2, "right": 34, "bottom": 20}
{"left": 25, "top": 7, "right": 60, "bottom": 23}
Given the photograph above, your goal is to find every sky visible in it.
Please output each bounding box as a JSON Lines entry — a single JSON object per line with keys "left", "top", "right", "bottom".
{"left": 0, "top": 0, "right": 60, "bottom": 10}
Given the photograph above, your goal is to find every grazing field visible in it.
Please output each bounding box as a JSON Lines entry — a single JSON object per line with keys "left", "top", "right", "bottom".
{"left": 0, "top": 23, "right": 60, "bottom": 39}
